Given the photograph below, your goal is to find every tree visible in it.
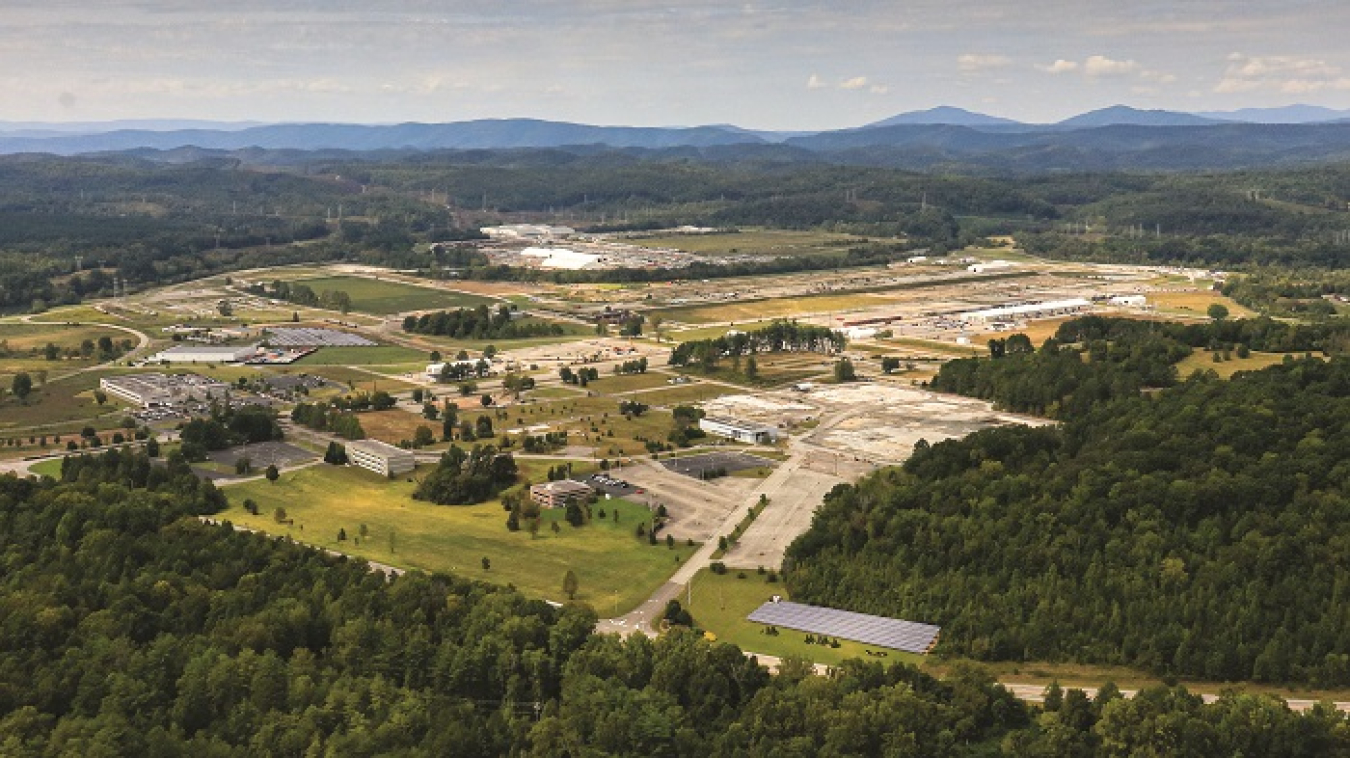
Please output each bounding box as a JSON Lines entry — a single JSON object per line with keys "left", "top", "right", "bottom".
{"left": 264, "top": 464, "right": 280, "bottom": 483}
{"left": 337, "top": 528, "right": 347, "bottom": 541}
{"left": 273, "top": 506, "right": 287, "bottom": 522}
{"left": 881, "top": 356, "right": 902, "bottom": 373}
{"left": 650, "top": 314, "right": 665, "bottom": 342}
{"left": 429, "top": 350, "right": 442, "bottom": 362}
{"left": 146, "top": 437, "right": 160, "bottom": 457}
{"left": 422, "top": 402, "right": 439, "bottom": 420}
{"left": 10, "top": 372, "right": 32, "bottom": 401}
{"left": 324, "top": 442, "right": 349, "bottom": 465}
{"left": 412, "top": 425, "right": 435, "bottom": 447}
{"left": 562, "top": 569, "right": 579, "bottom": 600}
{"left": 93, "top": 389, "right": 108, "bottom": 405}
{"left": 234, "top": 456, "right": 252, "bottom": 475}
{"left": 481, "top": 393, "right": 493, "bottom": 407}
{"left": 411, "top": 388, "right": 424, "bottom": 403}
{"left": 833, "top": 357, "right": 856, "bottom": 382}
{"left": 744, "top": 355, "right": 759, "bottom": 380}
{"left": 1208, "top": 303, "right": 1230, "bottom": 321}
{"left": 481, "top": 556, "right": 491, "bottom": 570}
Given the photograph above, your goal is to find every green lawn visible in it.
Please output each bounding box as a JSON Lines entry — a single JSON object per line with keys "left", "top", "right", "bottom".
{"left": 221, "top": 465, "right": 696, "bottom": 612}
{"left": 686, "top": 569, "right": 924, "bottom": 667}
{"left": 292, "top": 276, "right": 499, "bottom": 315}
{"left": 27, "top": 458, "right": 64, "bottom": 477}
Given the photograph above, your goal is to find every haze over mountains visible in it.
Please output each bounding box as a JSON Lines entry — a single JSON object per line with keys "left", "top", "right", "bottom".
{"left": 3, "top": 104, "right": 1350, "bottom": 173}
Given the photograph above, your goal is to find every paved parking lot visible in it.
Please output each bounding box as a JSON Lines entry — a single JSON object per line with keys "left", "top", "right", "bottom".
{"left": 198, "top": 441, "right": 316, "bottom": 480}
{"left": 661, "top": 451, "right": 778, "bottom": 479}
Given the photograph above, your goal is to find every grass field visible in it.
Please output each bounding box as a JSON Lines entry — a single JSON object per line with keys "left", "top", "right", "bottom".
{"left": 292, "top": 276, "right": 499, "bottom": 315}
{"left": 221, "top": 465, "right": 696, "bottom": 612}
{"left": 0, "top": 370, "right": 133, "bottom": 434}
{"left": 1148, "top": 290, "right": 1255, "bottom": 319}
{"left": 1174, "top": 349, "right": 1303, "bottom": 379}
{"left": 686, "top": 569, "right": 923, "bottom": 667}
{"left": 628, "top": 229, "right": 870, "bottom": 258}
{"left": 277, "top": 366, "right": 417, "bottom": 393}
{"left": 292, "top": 345, "right": 427, "bottom": 366}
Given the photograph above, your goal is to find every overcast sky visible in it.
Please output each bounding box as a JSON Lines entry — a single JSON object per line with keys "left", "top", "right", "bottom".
{"left": 3, "top": 0, "right": 1349, "bottom": 128}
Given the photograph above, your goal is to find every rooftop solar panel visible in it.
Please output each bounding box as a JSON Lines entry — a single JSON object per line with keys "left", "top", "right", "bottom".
{"left": 747, "top": 601, "right": 940, "bottom": 654}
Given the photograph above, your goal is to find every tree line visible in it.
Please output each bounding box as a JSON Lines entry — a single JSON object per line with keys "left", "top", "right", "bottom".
{"left": 789, "top": 350, "right": 1350, "bottom": 686}
{"left": 3, "top": 451, "right": 1350, "bottom": 754}
{"left": 402, "top": 304, "right": 564, "bottom": 340}
{"left": 669, "top": 319, "right": 846, "bottom": 368}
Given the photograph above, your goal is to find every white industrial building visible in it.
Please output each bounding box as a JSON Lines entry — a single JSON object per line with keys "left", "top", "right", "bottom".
{"left": 347, "top": 439, "right": 417, "bottom": 477}
{"left": 99, "top": 373, "right": 230, "bottom": 406}
{"left": 967, "top": 260, "right": 1017, "bottom": 274}
{"left": 1109, "top": 294, "right": 1148, "bottom": 307}
{"left": 481, "top": 224, "right": 575, "bottom": 241}
{"left": 519, "top": 247, "right": 601, "bottom": 270}
{"left": 147, "top": 344, "right": 259, "bottom": 364}
{"left": 960, "top": 298, "right": 1092, "bottom": 324}
{"left": 699, "top": 416, "right": 782, "bottom": 444}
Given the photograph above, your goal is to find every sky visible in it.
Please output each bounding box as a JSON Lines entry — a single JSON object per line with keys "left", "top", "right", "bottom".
{"left": 3, "top": 0, "right": 1349, "bottom": 129}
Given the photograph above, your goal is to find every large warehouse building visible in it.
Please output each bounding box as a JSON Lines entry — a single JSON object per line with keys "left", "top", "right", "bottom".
{"left": 99, "top": 373, "right": 230, "bottom": 406}
{"left": 347, "top": 439, "right": 417, "bottom": 477}
{"left": 959, "top": 298, "right": 1092, "bottom": 324}
{"left": 147, "top": 344, "right": 259, "bottom": 364}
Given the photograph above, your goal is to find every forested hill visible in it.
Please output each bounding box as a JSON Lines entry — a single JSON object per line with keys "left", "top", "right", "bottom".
{"left": 8, "top": 450, "right": 1350, "bottom": 753}
{"left": 787, "top": 349, "right": 1350, "bottom": 686}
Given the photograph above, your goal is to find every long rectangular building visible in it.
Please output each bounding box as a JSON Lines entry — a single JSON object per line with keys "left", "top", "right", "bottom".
{"left": 529, "top": 480, "right": 593, "bottom": 509}
{"left": 347, "top": 439, "right": 416, "bottom": 477}
{"left": 699, "top": 416, "right": 781, "bottom": 444}
{"left": 147, "top": 343, "right": 259, "bottom": 364}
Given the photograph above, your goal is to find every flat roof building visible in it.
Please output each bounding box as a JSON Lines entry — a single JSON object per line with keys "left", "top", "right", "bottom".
{"left": 960, "top": 299, "right": 1092, "bottom": 324}
{"left": 529, "top": 480, "right": 593, "bottom": 509}
{"left": 699, "top": 416, "right": 781, "bottom": 444}
{"left": 99, "top": 373, "right": 230, "bottom": 406}
{"left": 347, "top": 439, "right": 417, "bottom": 478}
{"left": 148, "top": 344, "right": 259, "bottom": 364}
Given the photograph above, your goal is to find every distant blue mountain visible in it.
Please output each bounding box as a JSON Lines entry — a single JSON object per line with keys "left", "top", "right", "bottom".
{"left": 0, "top": 119, "right": 765, "bottom": 155}
{"left": 866, "top": 106, "right": 1022, "bottom": 128}
{"left": 1196, "top": 105, "right": 1350, "bottom": 124}
{"left": 1057, "top": 106, "right": 1222, "bottom": 128}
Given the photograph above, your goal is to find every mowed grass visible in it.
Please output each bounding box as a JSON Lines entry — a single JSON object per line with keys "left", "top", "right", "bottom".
{"left": 1175, "top": 349, "right": 1307, "bottom": 379}
{"left": 221, "top": 465, "right": 696, "bottom": 611}
{"left": 0, "top": 370, "right": 133, "bottom": 433}
{"left": 279, "top": 366, "right": 417, "bottom": 394}
{"left": 628, "top": 229, "right": 870, "bottom": 258}
{"left": 686, "top": 569, "right": 923, "bottom": 667}
{"left": 292, "top": 276, "right": 499, "bottom": 315}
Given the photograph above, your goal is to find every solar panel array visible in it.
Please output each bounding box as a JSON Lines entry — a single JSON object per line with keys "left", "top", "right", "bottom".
{"left": 747, "top": 601, "right": 940, "bottom": 654}
{"left": 265, "top": 328, "right": 377, "bottom": 347}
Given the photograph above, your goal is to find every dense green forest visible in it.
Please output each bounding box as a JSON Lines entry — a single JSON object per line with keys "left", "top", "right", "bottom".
{"left": 403, "top": 304, "right": 564, "bottom": 340}
{"left": 4, "top": 451, "right": 1350, "bottom": 756}
{"left": 4, "top": 149, "right": 1350, "bottom": 312}
{"left": 788, "top": 321, "right": 1350, "bottom": 685}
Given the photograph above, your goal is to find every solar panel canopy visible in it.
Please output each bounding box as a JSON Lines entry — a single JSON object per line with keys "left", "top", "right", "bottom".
{"left": 747, "top": 601, "right": 940, "bottom": 654}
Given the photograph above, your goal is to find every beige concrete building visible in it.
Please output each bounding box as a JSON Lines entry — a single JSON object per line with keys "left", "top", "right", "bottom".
{"left": 347, "top": 439, "right": 416, "bottom": 477}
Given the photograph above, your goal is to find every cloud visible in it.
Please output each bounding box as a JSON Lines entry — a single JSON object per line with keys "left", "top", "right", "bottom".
{"left": 1037, "top": 59, "right": 1079, "bottom": 74}
{"left": 957, "top": 53, "right": 1011, "bottom": 72}
{"left": 1083, "top": 55, "right": 1140, "bottom": 77}
{"left": 840, "top": 76, "right": 868, "bottom": 90}
{"left": 869, "top": 84, "right": 889, "bottom": 94}
{"left": 1216, "top": 53, "right": 1350, "bottom": 94}
{"left": 806, "top": 74, "right": 825, "bottom": 89}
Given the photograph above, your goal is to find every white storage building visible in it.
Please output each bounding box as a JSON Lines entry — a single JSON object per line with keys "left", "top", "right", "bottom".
{"left": 148, "top": 344, "right": 258, "bottom": 364}
{"left": 699, "top": 416, "right": 781, "bottom": 444}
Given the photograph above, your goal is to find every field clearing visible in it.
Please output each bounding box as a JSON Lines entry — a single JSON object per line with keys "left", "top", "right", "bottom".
{"left": 354, "top": 408, "right": 441, "bottom": 445}
{"left": 527, "top": 386, "right": 586, "bottom": 400}
{"left": 665, "top": 325, "right": 734, "bottom": 342}
{"left": 658, "top": 295, "right": 874, "bottom": 325}
{"left": 292, "top": 345, "right": 427, "bottom": 366}
{"left": 222, "top": 465, "right": 695, "bottom": 611}
{"left": 875, "top": 336, "right": 983, "bottom": 358}
{"left": 594, "top": 372, "right": 674, "bottom": 393}
{"left": 969, "top": 316, "right": 1077, "bottom": 347}
{"left": 0, "top": 370, "right": 132, "bottom": 433}
{"left": 628, "top": 229, "right": 870, "bottom": 258}
{"left": 281, "top": 366, "right": 417, "bottom": 393}
{"left": 0, "top": 323, "right": 132, "bottom": 352}
{"left": 632, "top": 383, "right": 737, "bottom": 406}
{"left": 292, "top": 276, "right": 500, "bottom": 315}
{"left": 686, "top": 569, "right": 922, "bottom": 667}
{"left": 1148, "top": 290, "right": 1256, "bottom": 319}
{"left": 1175, "top": 349, "right": 1302, "bottom": 379}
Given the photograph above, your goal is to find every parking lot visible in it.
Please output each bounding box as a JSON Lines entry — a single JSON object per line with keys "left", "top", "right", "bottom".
{"left": 661, "top": 451, "right": 779, "bottom": 480}
{"left": 579, "top": 472, "right": 642, "bottom": 497}
{"left": 197, "top": 441, "right": 316, "bottom": 480}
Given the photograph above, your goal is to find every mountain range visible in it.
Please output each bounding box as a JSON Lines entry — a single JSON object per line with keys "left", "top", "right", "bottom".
{"left": 3, "top": 105, "right": 1350, "bottom": 173}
